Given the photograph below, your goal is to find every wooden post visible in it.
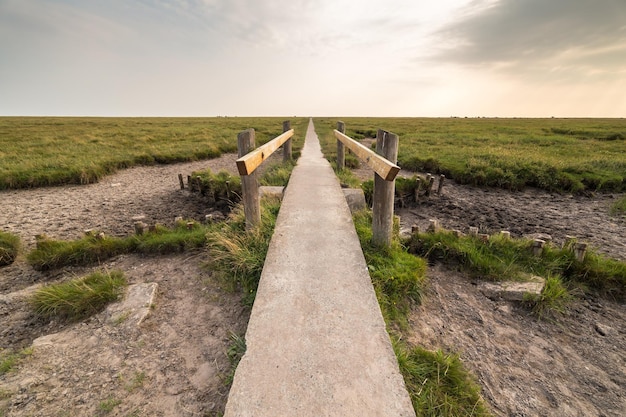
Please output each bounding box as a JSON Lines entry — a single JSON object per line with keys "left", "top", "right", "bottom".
{"left": 437, "top": 174, "right": 446, "bottom": 195}
{"left": 532, "top": 239, "right": 545, "bottom": 256}
{"left": 372, "top": 129, "right": 398, "bottom": 247}
{"left": 337, "top": 121, "right": 346, "bottom": 170}
{"left": 282, "top": 120, "right": 292, "bottom": 162}
{"left": 178, "top": 174, "right": 185, "bottom": 190}
{"left": 575, "top": 242, "right": 588, "bottom": 262}
{"left": 238, "top": 129, "right": 261, "bottom": 230}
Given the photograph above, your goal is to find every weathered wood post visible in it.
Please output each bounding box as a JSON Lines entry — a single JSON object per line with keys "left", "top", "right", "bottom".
{"left": 238, "top": 129, "right": 261, "bottom": 230}
{"left": 372, "top": 129, "right": 399, "bottom": 247}
{"left": 337, "top": 121, "right": 346, "bottom": 169}
{"left": 282, "top": 120, "right": 292, "bottom": 162}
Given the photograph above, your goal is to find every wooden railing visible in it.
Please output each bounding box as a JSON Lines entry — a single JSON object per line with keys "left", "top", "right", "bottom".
{"left": 236, "top": 121, "right": 294, "bottom": 229}
{"left": 334, "top": 122, "right": 401, "bottom": 246}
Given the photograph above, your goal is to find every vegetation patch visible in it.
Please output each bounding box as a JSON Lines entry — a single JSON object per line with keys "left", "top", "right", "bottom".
{"left": 223, "top": 331, "right": 247, "bottom": 386}
{"left": 394, "top": 341, "right": 491, "bottom": 417}
{"left": 351, "top": 210, "right": 490, "bottom": 414}
{"left": 205, "top": 198, "right": 281, "bottom": 306}
{"left": 406, "top": 231, "right": 626, "bottom": 301}
{"left": 0, "top": 117, "right": 308, "bottom": 190}
{"left": 353, "top": 210, "right": 426, "bottom": 325}
{"left": 610, "top": 195, "right": 626, "bottom": 216}
{"left": 0, "top": 348, "right": 33, "bottom": 377}
{"left": 0, "top": 231, "right": 20, "bottom": 266}
{"left": 314, "top": 117, "right": 626, "bottom": 194}
{"left": 30, "top": 270, "right": 128, "bottom": 321}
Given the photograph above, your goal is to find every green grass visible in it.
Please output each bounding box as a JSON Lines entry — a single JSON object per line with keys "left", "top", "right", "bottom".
{"left": 205, "top": 197, "right": 281, "bottom": 306}
{"left": 313, "top": 117, "right": 626, "bottom": 194}
{"left": 0, "top": 231, "right": 20, "bottom": 266}
{"left": 610, "top": 195, "right": 626, "bottom": 215}
{"left": 394, "top": 340, "right": 491, "bottom": 417}
{"left": 353, "top": 210, "right": 426, "bottom": 326}
{"left": 407, "top": 231, "right": 626, "bottom": 301}
{"left": 0, "top": 348, "right": 33, "bottom": 376}
{"left": 29, "top": 270, "right": 128, "bottom": 321}
{"left": 97, "top": 398, "right": 122, "bottom": 415}
{"left": 0, "top": 117, "right": 308, "bottom": 190}
{"left": 351, "top": 210, "right": 490, "bottom": 415}
{"left": 223, "top": 331, "right": 247, "bottom": 387}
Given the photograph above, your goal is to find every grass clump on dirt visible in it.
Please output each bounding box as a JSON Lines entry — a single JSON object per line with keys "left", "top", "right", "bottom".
{"left": 205, "top": 198, "right": 281, "bottom": 306}
{"left": 406, "top": 231, "right": 626, "bottom": 301}
{"left": 353, "top": 210, "right": 426, "bottom": 326}
{"left": 394, "top": 341, "right": 491, "bottom": 417}
{"left": 30, "top": 270, "right": 127, "bottom": 321}
{"left": 223, "top": 331, "right": 247, "bottom": 386}
{"left": 610, "top": 195, "right": 626, "bottom": 216}
{"left": 0, "top": 348, "right": 33, "bottom": 376}
{"left": 0, "top": 231, "right": 20, "bottom": 267}
{"left": 27, "top": 222, "right": 209, "bottom": 270}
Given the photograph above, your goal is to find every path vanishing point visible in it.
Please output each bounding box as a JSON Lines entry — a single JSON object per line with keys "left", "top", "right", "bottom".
{"left": 224, "top": 119, "right": 416, "bottom": 416}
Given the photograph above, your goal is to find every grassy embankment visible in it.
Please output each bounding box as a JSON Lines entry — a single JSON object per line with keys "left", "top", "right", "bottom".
{"left": 314, "top": 117, "right": 626, "bottom": 194}
{"left": 0, "top": 117, "right": 308, "bottom": 190}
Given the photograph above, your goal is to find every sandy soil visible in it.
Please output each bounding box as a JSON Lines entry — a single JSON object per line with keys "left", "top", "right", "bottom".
{"left": 1, "top": 153, "right": 625, "bottom": 416}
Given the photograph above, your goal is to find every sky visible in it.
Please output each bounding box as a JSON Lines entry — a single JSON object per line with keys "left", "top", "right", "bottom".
{"left": 1, "top": 0, "right": 625, "bottom": 117}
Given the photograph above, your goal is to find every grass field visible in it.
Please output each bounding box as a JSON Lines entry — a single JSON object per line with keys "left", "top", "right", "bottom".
{"left": 0, "top": 117, "right": 308, "bottom": 190}
{"left": 313, "top": 117, "right": 626, "bottom": 193}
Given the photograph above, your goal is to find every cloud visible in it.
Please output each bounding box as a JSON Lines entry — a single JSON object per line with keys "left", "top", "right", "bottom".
{"left": 431, "top": 0, "right": 626, "bottom": 81}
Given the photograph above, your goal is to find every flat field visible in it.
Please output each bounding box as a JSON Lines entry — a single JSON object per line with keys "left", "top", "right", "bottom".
{"left": 314, "top": 117, "right": 626, "bottom": 193}
{"left": 0, "top": 117, "right": 308, "bottom": 190}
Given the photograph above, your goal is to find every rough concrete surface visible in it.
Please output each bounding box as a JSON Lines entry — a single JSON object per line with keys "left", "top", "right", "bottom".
{"left": 224, "top": 119, "right": 415, "bottom": 417}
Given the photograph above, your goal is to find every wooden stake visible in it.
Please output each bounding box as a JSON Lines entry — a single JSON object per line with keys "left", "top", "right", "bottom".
{"left": 575, "top": 242, "right": 588, "bottom": 262}
{"left": 437, "top": 174, "right": 446, "bottom": 195}
{"left": 337, "top": 121, "right": 346, "bottom": 170}
{"left": 532, "top": 239, "right": 545, "bottom": 256}
{"left": 238, "top": 129, "right": 261, "bottom": 230}
{"left": 178, "top": 173, "right": 185, "bottom": 190}
{"left": 372, "top": 129, "right": 399, "bottom": 247}
{"left": 283, "top": 120, "right": 292, "bottom": 162}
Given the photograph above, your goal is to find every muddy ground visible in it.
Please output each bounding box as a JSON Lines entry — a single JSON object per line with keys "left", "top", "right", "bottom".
{"left": 1, "top": 152, "right": 625, "bottom": 416}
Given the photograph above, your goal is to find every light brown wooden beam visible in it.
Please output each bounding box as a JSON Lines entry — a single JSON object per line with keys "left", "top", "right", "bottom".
{"left": 333, "top": 130, "right": 400, "bottom": 181}
{"left": 236, "top": 129, "right": 295, "bottom": 176}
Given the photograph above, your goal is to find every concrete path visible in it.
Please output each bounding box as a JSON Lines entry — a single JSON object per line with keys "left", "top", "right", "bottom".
{"left": 224, "top": 119, "right": 415, "bottom": 417}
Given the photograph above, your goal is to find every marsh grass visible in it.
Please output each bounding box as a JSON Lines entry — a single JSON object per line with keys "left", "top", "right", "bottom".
{"left": 0, "top": 231, "right": 20, "bottom": 266}
{"left": 394, "top": 340, "right": 491, "bottom": 417}
{"left": 0, "top": 117, "right": 308, "bottom": 190}
{"left": 27, "top": 222, "right": 209, "bottom": 270}
{"left": 610, "top": 195, "right": 626, "bottom": 216}
{"left": 205, "top": 198, "right": 281, "bottom": 306}
{"left": 407, "top": 231, "right": 626, "bottom": 301}
{"left": 0, "top": 348, "right": 33, "bottom": 376}
{"left": 30, "top": 270, "right": 127, "bottom": 321}
{"left": 223, "top": 331, "right": 247, "bottom": 387}
{"left": 314, "top": 117, "right": 626, "bottom": 194}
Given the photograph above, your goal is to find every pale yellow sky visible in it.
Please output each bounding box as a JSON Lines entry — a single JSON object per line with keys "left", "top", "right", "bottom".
{"left": 1, "top": 0, "right": 624, "bottom": 117}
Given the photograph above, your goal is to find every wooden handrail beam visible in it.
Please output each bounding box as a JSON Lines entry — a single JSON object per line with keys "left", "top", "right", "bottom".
{"left": 333, "top": 130, "right": 400, "bottom": 181}
{"left": 236, "top": 129, "right": 295, "bottom": 176}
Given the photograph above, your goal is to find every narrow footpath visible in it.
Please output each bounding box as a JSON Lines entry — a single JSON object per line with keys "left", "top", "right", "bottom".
{"left": 224, "top": 119, "right": 415, "bottom": 416}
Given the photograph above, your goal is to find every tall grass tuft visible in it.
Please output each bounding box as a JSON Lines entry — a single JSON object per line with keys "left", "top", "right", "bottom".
{"left": 609, "top": 195, "right": 626, "bottom": 216}
{"left": 394, "top": 339, "right": 491, "bottom": 417}
{"left": 205, "top": 198, "right": 281, "bottom": 306}
{"left": 30, "top": 270, "right": 127, "bottom": 321}
{"left": 0, "top": 231, "right": 20, "bottom": 266}
{"left": 353, "top": 210, "right": 427, "bottom": 327}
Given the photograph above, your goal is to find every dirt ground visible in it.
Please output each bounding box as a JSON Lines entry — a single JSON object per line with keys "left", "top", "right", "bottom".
{"left": 1, "top": 152, "right": 625, "bottom": 416}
